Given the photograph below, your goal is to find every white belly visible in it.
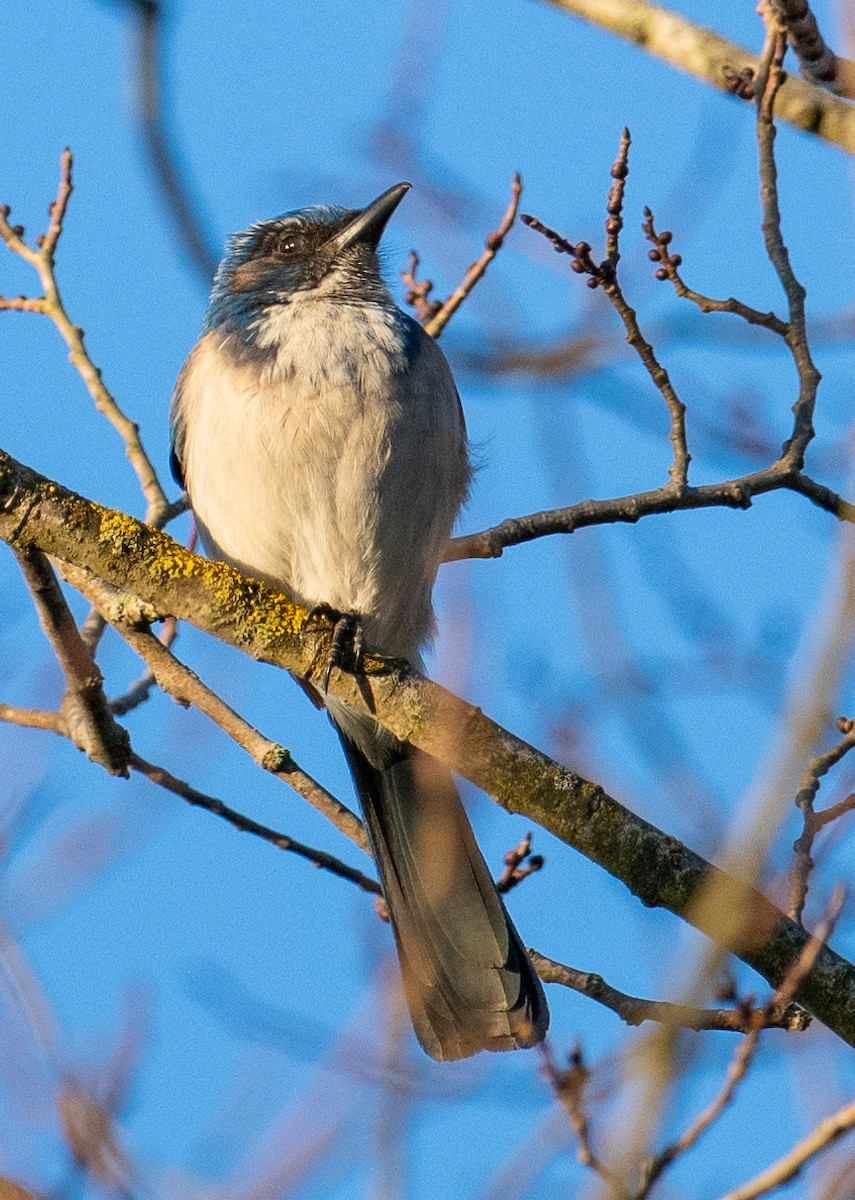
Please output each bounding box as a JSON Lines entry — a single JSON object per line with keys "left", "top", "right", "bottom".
{"left": 174, "top": 310, "right": 469, "bottom": 658}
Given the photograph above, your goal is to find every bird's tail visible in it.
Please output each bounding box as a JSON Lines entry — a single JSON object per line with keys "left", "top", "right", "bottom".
{"left": 329, "top": 701, "right": 549, "bottom": 1061}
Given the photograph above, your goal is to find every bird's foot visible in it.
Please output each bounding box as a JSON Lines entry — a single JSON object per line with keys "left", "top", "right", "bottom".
{"left": 305, "top": 605, "right": 365, "bottom": 692}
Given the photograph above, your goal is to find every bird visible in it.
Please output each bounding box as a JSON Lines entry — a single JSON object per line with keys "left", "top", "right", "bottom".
{"left": 169, "top": 182, "right": 549, "bottom": 1060}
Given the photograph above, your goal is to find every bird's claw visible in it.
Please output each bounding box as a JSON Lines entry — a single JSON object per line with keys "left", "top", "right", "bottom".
{"left": 306, "top": 606, "right": 365, "bottom": 692}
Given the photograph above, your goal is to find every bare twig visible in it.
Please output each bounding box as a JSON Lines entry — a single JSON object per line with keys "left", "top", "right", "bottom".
{"left": 130, "top": 754, "right": 380, "bottom": 894}
{"left": 643, "top": 208, "right": 789, "bottom": 336}
{"left": 528, "top": 951, "right": 809, "bottom": 1033}
{"left": 541, "top": 1041, "right": 630, "bottom": 1198}
{"left": 604, "top": 126, "right": 630, "bottom": 265}
{"left": 496, "top": 832, "right": 545, "bottom": 894}
{"left": 715, "top": 1094, "right": 855, "bottom": 1200}
{"left": 422, "top": 173, "right": 522, "bottom": 339}
{"left": 59, "top": 562, "right": 369, "bottom": 853}
{"left": 452, "top": 71, "right": 841, "bottom": 562}
{"left": 522, "top": 132, "right": 691, "bottom": 490}
{"left": 755, "top": 24, "right": 822, "bottom": 472}
{"left": 770, "top": 0, "right": 855, "bottom": 97}
{"left": 13, "top": 548, "right": 130, "bottom": 776}
{"left": 445, "top": 468, "right": 855, "bottom": 562}
{"left": 109, "top": 615, "right": 178, "bottom": 716}
{"left": 788, "top": 717, "right": 855, "bottom": 923}
{"left": 539, "top": 0, "right": 855, "bottom": 156}
{"left": 0, "top": 150, "right": 172, "bottom": 524}
{"left": 637, "top": 887, "right": 846, "bottom": 1196}
{"left": 0, "top": 692, "right": 373, "bottom": 898}
{"left": 401, "top": 251, "right": 442, "bottom": 324}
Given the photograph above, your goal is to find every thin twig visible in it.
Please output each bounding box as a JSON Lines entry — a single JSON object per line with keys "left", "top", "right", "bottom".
{"left": 0, "top": 150, "right": 172, "bottom": 525}
{"left": 714, "top": 1094, "right": 855, "bottom": 1200}
{"left": 130, "top": 753, "right": 380, "bottom": 894}
{"left": 59, "top": 562, "right": 369, "bottom": 853}
{"left": 423, "top": 173, "right": 522, "bottom": 339}
{"left": 604, "top": 127, "right": 630, "bottom": 266}
{"left": 637, "top": 887, "right": 846, "bottom": 1196}
{"left": 13, "top": 548, "right": 130, "bottom": 776}
{"left": 0, "top": 691, "right": 373, "bottom": 898}
{"left": 528, "top": 951, "right": 809, "bottom": 1033}
{"left": 109, "top": 615, "right": 178, "bottom": 716}
{"left": 788, "top": 717, "right": 855, "bottom": 923}
{"left": 496, "top": 832, "right": 545, "bottom": 895}
{"left": 754, "top": 24, "right": 823, "bottom": 471}
{"left": 521, "top": 132, "right": 691, "bottom": 490}
{"left": 401, "top": 251, "right": 442, "bottom": 324}
{"left": 643, "top": 208, "right": 789, "bottom": 336}
{"left": 446, "top": 461, "right": 855, "bottom": 562}
{"left": 540, "top": 1041, "right": 630, "bottom": 1199}
{"left": 770, "top": 0, "right": 855, "bottom": 97}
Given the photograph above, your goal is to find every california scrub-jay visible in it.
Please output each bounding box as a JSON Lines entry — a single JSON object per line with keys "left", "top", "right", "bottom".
{"left": 170, "top": 183, "right": 548, "bottom": 1060}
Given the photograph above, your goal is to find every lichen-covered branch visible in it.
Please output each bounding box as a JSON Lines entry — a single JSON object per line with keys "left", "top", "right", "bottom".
{"left": 3, "top": 448, "right": 855, "bottom": 1047}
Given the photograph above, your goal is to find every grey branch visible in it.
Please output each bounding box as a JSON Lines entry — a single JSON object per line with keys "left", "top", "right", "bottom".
{"left": 529, "top": 952, "right": 809, "bottom": 1033}
{"left": 770, "top": 0, "right": 855, "bottom": 98}
{"left": 539, "top": 0, "right": 855, "bottom": 155}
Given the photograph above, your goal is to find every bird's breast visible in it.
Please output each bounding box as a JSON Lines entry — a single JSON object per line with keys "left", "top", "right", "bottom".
{"left": 174, "top": 304, "right": 469, "bottom": 656}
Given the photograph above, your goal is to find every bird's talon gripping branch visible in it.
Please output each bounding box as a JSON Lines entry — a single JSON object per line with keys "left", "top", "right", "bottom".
{"left": 303, "top": 605, "right": 366, "bottom": 692}
{"left": 326, "top": 611, "right": 365, "bottom": 692}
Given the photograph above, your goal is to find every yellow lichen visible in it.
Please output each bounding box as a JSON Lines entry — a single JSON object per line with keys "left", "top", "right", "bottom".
{"left": 98, "top": 509, "right": 144, "bottom": 555}
{"left": 98, "top": 503, "right": 305, "bottom": 644}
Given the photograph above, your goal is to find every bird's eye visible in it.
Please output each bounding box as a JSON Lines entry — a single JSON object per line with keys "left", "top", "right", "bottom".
{"left": 276, "top": 233, "right": 304, "bottom": 258}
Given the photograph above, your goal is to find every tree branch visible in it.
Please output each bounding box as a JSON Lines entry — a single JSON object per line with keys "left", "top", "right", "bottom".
{"left": 529, "top": 951, "right": 809, "bottom": 1034}
{"left": 445, "top": 468, "right": 855, "bottom": 561}
{"left": 0, "top": 151, "right": 172, "bottom": 526}
{"left": 58, "top": 562, "right": 369, "bottom": 853}
{"left": 3, "top": 449, "right": 855, "bottom": 1047}
{"left": 13, "top": 547, "right": 130, "bottom": 776}
{"left": 129, "top": 753, "right": 379, "bottom": 894}
{"left": 539, "top": 0, "right": 855, "bottom": 156}
{"left": 715, "top": 1094, "right": 855, "bottom": 1200}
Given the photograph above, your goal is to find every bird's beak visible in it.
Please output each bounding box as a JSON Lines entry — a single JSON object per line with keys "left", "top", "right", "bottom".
{"left": 328, "top": 182, "right": 411, "bottom": 253}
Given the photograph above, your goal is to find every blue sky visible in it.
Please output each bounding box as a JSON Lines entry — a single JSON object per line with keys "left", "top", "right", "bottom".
{"left": 3, "top": 0, "right": 855, "bottom": 1195}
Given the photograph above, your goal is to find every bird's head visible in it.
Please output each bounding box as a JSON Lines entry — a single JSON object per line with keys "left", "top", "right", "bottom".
{"left": 205, "top": 182, "right": 411, "bottom": 332}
